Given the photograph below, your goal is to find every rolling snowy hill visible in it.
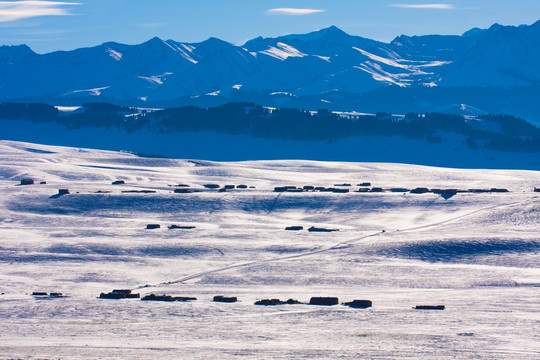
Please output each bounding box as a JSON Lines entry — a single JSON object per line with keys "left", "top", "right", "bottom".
{"left": 0, "top": 140, "right": 539, "bottom": 358}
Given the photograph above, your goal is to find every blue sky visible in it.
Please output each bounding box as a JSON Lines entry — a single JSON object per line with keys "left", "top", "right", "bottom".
{"left": 1, "top": 0, "right": 539, "bottom": 53}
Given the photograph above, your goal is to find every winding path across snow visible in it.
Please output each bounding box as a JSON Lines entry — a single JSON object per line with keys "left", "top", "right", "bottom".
{"left": 135, "top": 199, "right": 522, "bottom": 290}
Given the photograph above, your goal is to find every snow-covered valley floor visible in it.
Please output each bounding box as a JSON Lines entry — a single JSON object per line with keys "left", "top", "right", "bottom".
{"left": 0, "top": 140, "right": 538, "bottom": 359}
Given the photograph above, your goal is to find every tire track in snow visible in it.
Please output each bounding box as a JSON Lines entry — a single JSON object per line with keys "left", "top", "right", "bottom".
{"left": 135, "top": 199, "right": 523, "bottom": 290}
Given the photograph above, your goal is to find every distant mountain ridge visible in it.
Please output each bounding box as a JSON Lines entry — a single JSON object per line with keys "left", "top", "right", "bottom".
{"left": 1, "top": 21, "right": 540, "bottom": 123}
{"left": 2, "top": 101, "right": 540, "bottom": 169}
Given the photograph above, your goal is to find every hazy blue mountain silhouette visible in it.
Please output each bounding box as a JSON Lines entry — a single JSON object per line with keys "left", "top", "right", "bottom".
{"left": 1, "top": 21, "right": 540, "bottom": 124}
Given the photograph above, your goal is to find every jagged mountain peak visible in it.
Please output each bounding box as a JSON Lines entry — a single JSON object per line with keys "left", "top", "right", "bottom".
{"left": 307, "top": 25, "right": 349, "bottom": 38}
{"left": 281, "top": 25, "right": 353, "bottom": 43}
{"left": 0, "top": 44, "right": 33, "bottom": 51}
{"left": 486, "top": 21, "right": 536, "bottom": 34}
{"left": 0, "top": 44, "right": 37, "bottom": 63}
{"left": 142, "top": 36, "right": 166, "bottom": 45}
{"left": 189, "top": 37, "right": 234, "bottom": 56}
{"left": 0, "top": 44, "right": 35, "bottom": 55}
{"left": 101, "top": 37, "right": 169, "bottom": 51}
{"left": 196, "top": 37, "right": 232, "bottom": 47}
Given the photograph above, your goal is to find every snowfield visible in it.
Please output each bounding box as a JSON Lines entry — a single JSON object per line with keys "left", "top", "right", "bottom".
{"left": 0, "top": 140, "right": 538, "bottom": 359}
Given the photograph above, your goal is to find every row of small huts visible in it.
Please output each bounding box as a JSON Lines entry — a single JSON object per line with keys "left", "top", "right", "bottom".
{"left": 94, "top": 290, "right": 443, "bottom": 310}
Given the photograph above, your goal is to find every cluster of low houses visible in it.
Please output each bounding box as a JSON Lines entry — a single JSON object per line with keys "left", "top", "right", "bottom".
{"left": 274, "top": 184, "right": 510, "bottom": 195}
{"left": 18, "top": 177, "right": 523, "bottom": 196}
{"left": 30, "top": 289, "right": 445, "bottom": 310}
{"left": 55, "top": 290, "right": 441, "bottom": 310}
{"left": 31, "top": 291, "right": 67, "bottom": 298}
{"left": 174, "top": 184, "right": 255, "bottom": 193}
{"left": 285, "top": 226, "right": 339, "bottom": 232}
{"left": 146, "top": 224, "right": 196, "bottom": 230}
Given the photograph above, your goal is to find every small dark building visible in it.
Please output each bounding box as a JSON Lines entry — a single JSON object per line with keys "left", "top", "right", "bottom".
{"left": 410, "top": 188, "right": 429, "bottom": 194}
{"left": 58, "top": 189, "right": 70, "bottom": 195}
{"left": 213, "top": 295, "right": 237, "bottom": 303}
{"left": 176, "top": 184, "right": 190, "bottom": 187}
{"left": 141, "top": 294, "right": 195, "bottom": 302}
{"left": 168, "top": 225, "right": 196, "bottom": 229}
{"left": 100, "top": 292, "right": 124, "bottom": 299}
{"left": 32, "top": 292, "right": 47, "bottom": 296}
{"left": 40, "top": 181, "right": 47, "bottom": 185}
{"left": 224, "top": 185, "right": 235, "bottom": 189}
{"left": 414, "top": 305, "right": 445, "bottom": 310}
{"left": 334, "top": 183, "right": 351, "bottom": 187}
{"left": 433, "top": 189, "right": 457, "bottom": 195}
{"left": 254, "top": 298, "right": 302, "bottom": 305}
{"left": 99, "top": 289, "right": 140, "bottom": 299}
{"left": 274, "top": 186, "right": 297, "bottom": 192}
{"left": 390, "top": 188, "right": 409, "bottom": 193}
{"left": 370, "top": 187, "right": 384, "bottom": 192}
{"left": 125, "top": 293, "right": 141, "bottom": 298}
{"left": 358, "top": 182, "right": 371, "bottom": 187}
{"left": 142, "top": 294, "right": 175, "bottom": 302}
{"left": 254, "top": 298, "right": 283, "bottom": 306}
{"left": 344, "top": 300, "right": 372, "bottom": 308}
{"left": 490, "top": 188, "right": 509, "bottom": 193}
{"left": 237, "top": 185, "right": 248, "bottom": 189}
{"left": 331, "top": 188, "right": 349, "bottom": 193}
{"left": 121, "top": 190, "right": 156, "bottom": 193}
{"left": 203, "top": 184, "right": 220, "bottom": 189}
{"left": 355, "top": 188, "right": 370, "bottom": 193}
{"left": 303, "top": 186, "right": 315, "bottom": 191}
{"left": 285, "top": 226, "right": 303, "bottom": 231}
{"left": 309, "top": 297, "right": 339, "bottom": 306}
{"left": 146, "top": 224, "right": 160, "bottom": 229}
{"left": 112, "top": 180, "right": 125, "bottom": 185}
{"left": 284, "top": 298, "right": 302, "bottom": 304}
{"left": 535, "top": 187, "right": 540, "bottom": 192}
{"left": 20, "top": 178, "right": 34, "bottom": 185}
{"left": 174, "top": 188, "right": 192, "bottom": 193}
{"left": 308, "top": 226, "right": 339, "bottom": 232}
{"left": 314, "top": 187, "right": 326, "bottom": 191}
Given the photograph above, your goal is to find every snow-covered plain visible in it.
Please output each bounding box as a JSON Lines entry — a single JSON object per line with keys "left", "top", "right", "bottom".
{"left": 0, "top": 140, "right": 538, "bottom": 359}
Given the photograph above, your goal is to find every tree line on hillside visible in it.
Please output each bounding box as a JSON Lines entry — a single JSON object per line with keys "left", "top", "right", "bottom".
{"left": 1, "top": 102, "right": 540, "bottom": 153}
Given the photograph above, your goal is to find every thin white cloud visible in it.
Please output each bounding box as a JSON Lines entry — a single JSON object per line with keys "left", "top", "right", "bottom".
{"left": 0, "top": 1, "right": 80, "bottom": 22}
{"left": 390, "top": 4, "right": 455, "bottom": 9}
{"left": 266, "top": 8, "right": 325, "bottom": 16}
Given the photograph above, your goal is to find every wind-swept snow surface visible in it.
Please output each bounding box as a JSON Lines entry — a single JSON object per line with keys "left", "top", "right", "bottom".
{"left": 0, "top": 140, "right": 539, "bottom": 359}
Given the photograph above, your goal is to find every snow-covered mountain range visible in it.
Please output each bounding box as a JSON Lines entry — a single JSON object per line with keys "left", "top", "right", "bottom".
{"left": 1, "top": 21, "right": 540, "bottom": 122}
